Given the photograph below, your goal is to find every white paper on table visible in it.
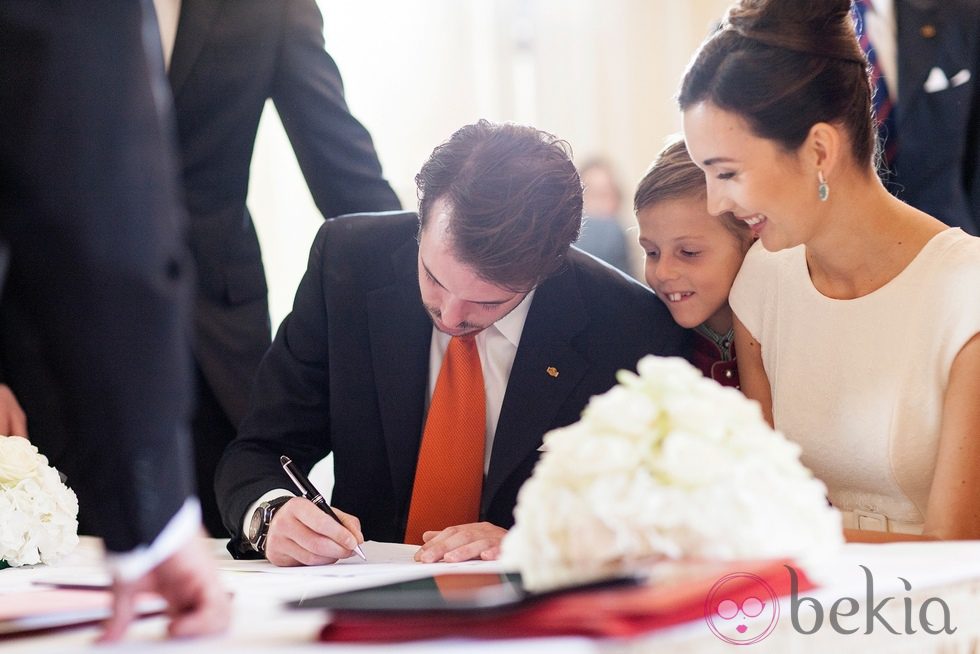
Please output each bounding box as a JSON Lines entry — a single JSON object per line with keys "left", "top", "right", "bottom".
{"left": 213, "top": 540, "right": 508, "bottom": 577}
{"left": 214, "top": 540, "right": 513, "bottom": 606}
{"left": 337, "top": 541, "right": 421, "bottom": 564}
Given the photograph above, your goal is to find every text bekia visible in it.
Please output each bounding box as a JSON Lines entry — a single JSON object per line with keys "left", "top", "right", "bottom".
{"left": 788, "top": 565, "right": 956, "bottom": 636}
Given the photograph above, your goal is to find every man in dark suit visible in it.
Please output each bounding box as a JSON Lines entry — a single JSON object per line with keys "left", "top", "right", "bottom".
{"left": 216, "top": 121, "right": 688, "bottom": 565}
{"left": 0, "top": 0, "right": 227, "bottom": 639}
{"left": 154, "top": 0, "right": 402, "bottom": 535}
{"left": 855, "top": 0, "right": 980, "bottom": 234}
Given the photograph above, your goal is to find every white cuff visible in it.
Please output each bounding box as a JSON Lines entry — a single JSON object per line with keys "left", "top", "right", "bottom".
{"left": 104, "top": 497, "right": 201, "bottom": 583}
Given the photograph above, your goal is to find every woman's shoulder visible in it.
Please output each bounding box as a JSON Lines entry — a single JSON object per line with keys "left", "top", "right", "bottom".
{"left": 909, "top": 230, "right": 980, "bottom": 337}
{"left": 734, "top": 240, "right": 804, "bottom": 285}
{"left": 730, "top": 241, "right": 805, "bottom": 331}
{"left": 919, "top": 229, "right": 980, "bottom": 278}
{"left": 917, "top": 230, "right": 980, "bottom": 363}
{"left": 938, "top": 228, "right": 980, "bottom": 258}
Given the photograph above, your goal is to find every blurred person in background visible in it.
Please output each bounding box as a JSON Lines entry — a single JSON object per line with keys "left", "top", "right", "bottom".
{"left": 0, "top": 0, "right": 229, "bottom": 640}
{"left": 575, "top": 158, "right": 632, "bottom": 274}
{"left": 851, "top": 0, "right": 979, "bottom": 234}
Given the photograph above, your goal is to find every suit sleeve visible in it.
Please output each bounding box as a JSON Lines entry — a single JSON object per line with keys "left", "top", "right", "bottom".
{"left": 215, "top": 225, "right": 336, "bottom": 545}
{"left": 271, "top": 0, "right": 402, "bottom": 219}
{"left": 966, "top": 7, "right": 980, "bottom": 235}
{"left": 0, "top": 0, "right": 195, "bottom": 552}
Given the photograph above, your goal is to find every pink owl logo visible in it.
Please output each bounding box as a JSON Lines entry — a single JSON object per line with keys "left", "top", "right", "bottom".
{"left": 704, "top": 572, "right": 780, "bottom": 645}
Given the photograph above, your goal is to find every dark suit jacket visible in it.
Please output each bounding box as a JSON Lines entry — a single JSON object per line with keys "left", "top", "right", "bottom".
{"left": 215, "top": 212, "right": 688, "bottom": 550}
{"left": 170, "top": 0, "right": 401, "bottom": 427}
{"left": 891, "top": 0, "right": 980, "bottom": 234}
{"left": 0, "top": 0, "right": 195, "bottom": 552}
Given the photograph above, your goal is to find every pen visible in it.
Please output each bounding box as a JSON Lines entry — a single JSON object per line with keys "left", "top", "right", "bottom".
{"left": 280, "top": 455, "right": 367, "bottom": 561}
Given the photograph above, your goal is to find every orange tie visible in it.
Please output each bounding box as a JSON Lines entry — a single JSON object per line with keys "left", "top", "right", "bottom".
{"left": 404, "top": 335, "right": 486, "bottom": 545}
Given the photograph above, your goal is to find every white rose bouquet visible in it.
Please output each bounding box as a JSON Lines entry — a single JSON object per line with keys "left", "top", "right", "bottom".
{"left": 0, "top": 436, "right": 79, "bottom": 569}
{"left": 501, "top": 356, "right": 842, "bottom": 591}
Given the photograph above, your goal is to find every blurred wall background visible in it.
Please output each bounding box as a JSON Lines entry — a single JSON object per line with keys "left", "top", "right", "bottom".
{"left": 248, "top": 0, "right": 731, "bottom": 331}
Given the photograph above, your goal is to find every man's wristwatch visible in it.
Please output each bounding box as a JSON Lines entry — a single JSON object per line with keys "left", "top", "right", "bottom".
{"left": 247, "top": 495, "right": 292, "bottom": 555}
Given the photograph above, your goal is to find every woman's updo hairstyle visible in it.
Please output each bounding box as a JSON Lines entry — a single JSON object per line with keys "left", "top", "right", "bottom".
{"left": 678, "top": 0, "right": 876, "bottom": 169}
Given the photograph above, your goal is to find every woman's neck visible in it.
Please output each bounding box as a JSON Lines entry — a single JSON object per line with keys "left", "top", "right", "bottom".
{"left": 804, "top": 176, "right": 946, "bottom": 299}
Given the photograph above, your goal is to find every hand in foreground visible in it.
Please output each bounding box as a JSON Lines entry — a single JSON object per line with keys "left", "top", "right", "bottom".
{"left": 414, "top": 522, "right": 507, "bottom": 563}
{"left": 99, "top": 532, "right": 230, "bottom": 642}
{"left": 0, "top": 384, "right": 27, "bottom": 437}
{"left": 264, "top": 497, "right": 363, "bottom": 566}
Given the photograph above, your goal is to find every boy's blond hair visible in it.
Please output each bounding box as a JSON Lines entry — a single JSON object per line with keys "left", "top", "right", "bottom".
{"left": 634, "top": 137, "right": 751, "bottom": 245}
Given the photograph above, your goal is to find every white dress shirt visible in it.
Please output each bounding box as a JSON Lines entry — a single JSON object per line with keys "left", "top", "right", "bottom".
{"left": 427, "top": 289, "right": 535, "bottom": 474}
{"left": 867, "top": 0, "right": 899, "bottom": 100}
{"left": 152, "top": 0, "right": 182, "bottom": 71}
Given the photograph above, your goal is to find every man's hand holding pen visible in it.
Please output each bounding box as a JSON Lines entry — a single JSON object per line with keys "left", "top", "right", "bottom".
{"left": 264, "top": 498, "right": 364, "bottom": 567}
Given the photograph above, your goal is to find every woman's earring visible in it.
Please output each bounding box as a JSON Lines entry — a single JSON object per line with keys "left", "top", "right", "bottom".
{"left": 817, "top": 170, "right": 830, "bottom": 202}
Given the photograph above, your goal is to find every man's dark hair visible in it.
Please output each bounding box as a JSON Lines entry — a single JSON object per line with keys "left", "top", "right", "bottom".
{"left": 416, "top": 120, "right": 583, "bottom": 291}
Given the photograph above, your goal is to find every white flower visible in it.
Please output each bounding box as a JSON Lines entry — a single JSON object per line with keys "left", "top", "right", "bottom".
{"left": 0, "top": 436, "right": 79, "bottom": 567}
{"left": 0, "top": 436, "right": 41, "bottom": 485}
{"left": 501, "top": 356, "right": 842, "bottom": 592}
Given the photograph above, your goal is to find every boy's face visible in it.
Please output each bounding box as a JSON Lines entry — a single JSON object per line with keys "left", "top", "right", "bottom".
{"left": 637, "top": 196, "right": 749, "bottom": 334}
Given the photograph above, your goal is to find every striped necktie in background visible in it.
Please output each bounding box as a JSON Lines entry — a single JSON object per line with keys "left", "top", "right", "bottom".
{"left": 852, "top": 0, "right": 898, "bottom": 167}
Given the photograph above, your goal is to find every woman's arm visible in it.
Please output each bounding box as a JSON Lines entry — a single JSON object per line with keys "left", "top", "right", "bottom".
{"left": 734, "top": 314, "right": 774, "bottom": 427}
{"left": 854, "top": 332, "right": 980, "bottom": 542}
{"left": 921, "top": 332, "right": 980, "bottom": 540}
{"left": 843, "top": 334, "right": 980, "bottom": 543}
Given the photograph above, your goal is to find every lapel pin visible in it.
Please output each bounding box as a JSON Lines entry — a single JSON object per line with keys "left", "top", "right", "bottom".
{"left": 546, "top": 366, "right": 559, "bottom": 378}
{"left": 920, "top": 24, "right": 936, "bottom": 38}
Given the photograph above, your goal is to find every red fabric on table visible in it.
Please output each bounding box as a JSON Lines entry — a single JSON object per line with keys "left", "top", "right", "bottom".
{"left": 319, "top": 559, "right": 814, "bottom": 642}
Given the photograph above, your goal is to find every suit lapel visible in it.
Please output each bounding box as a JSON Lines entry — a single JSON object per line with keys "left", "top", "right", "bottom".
{"left": 896, "top": 0, "right": 941, "bottom": 125}
{"left": 366, "top": 240, "right": 431, "bottom": 514}
{"left": 482, "top": 264, "right": 589, "bottom": 514}
{"left": 168, "top": 0, "right": 224, "bottom": 99}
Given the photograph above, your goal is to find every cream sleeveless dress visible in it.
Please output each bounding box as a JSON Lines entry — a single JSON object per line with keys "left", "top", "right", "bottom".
{"left": 730, "top": 229, "right": 980, "bottom": 533}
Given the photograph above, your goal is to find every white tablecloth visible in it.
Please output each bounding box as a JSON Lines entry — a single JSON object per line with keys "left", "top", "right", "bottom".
{"left": 3, "top": 538, "right": 980, "bottom": 653}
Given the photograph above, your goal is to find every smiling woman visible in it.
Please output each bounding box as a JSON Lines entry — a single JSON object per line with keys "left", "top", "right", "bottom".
{"left": 678, "top": 0, "right": 980, "bottom": 542}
